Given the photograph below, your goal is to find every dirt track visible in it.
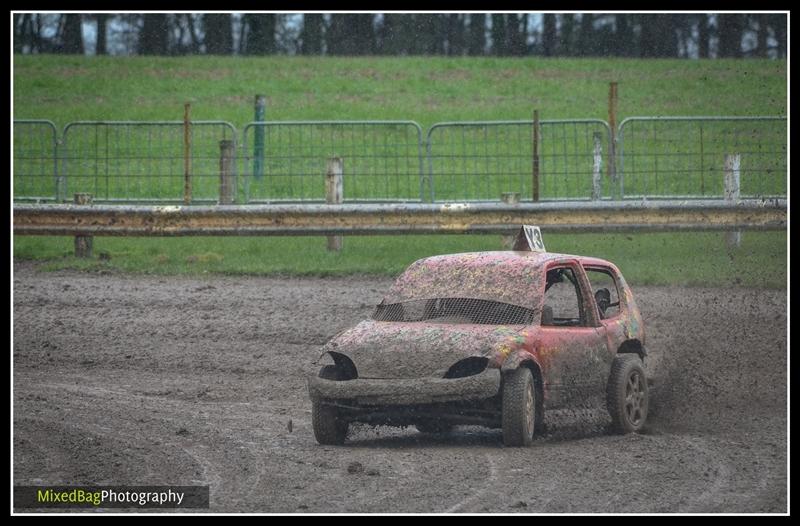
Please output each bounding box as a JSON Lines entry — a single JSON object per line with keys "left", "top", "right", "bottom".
{"left": 13, "top": 261, "right": 787, "bottom": 513}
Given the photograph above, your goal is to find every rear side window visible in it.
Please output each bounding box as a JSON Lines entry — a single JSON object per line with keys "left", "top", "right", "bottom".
{"left": 585, "top": 267, "right": 621, "bottom": 319}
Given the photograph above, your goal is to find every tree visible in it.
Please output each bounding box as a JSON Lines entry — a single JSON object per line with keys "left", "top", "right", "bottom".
{"left": 614, "top": 14, "right": 635, "bottom": 57}
{"left": 697, "top": 14, "right": 711, "bottom": 58}
{"left": 15, "top": 14, "right": 40, "bottom": 53}
{"left": 60, "top": 14, "right": 84, "bottom": 54}
{"left": 447, "top": 14, "right": 466, "bottom": 56}
{"left": 416, "top": 14, "right": 438, "bottom": 54}
{"left": 327, "top": 14, "right": 375, "bottom": 55}
{"left": 559, "top": 14, "right": 575, "bottom": 56}
{"left": 769, "top": 14, "right": 786, "bottom": 58}
{"left": 577, "top": 13, "right": 594, "bottom": 56}
{"left": 139, "top": 14, "right": 169, "bottom": 55}
{"left": 491, "top": 14, "right": 507, "bottom": 55}
{"left": 204, "top": 14, "right": 232, "bottom": 55}
{"left": 353, "top": 14, "right": 376, "bottom": 55}
{"left": 243, "top": 14, "right": 275, "bottom": 55}
{"left": 752, "top": 14, "right": 768, "bottom": 58}
{"left": 468, "top": 14, "right": 486, "bottom": 55}
{"left": 716, "top": 14, "right": 744, "bottom": 58}
{"left": 638, "top": 14, "right": 678, "bottom": 58}
{"left": 168, "top": 14, "right": 201, "bottom": 55}
{"left": 403, "top": 14, "right": 422, "bottom": 55}
{"left": 96, "top": 14, "right": 108, "bottom": 55}
{"left": 300, "top": 14, "right": 324, "bottom": 55}
{"left": 508, "top": 14, "right": 528, "bottom": 56}
{"left": 672, "top": 14, "right": 692, "bottom": 58}
{"left": 542, "top": 14, "right": 556, "bottom": 57}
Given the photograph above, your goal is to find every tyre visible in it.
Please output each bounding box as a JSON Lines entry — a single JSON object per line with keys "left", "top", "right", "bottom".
{"left": 606, "top": 354, "right": 649, "bottom": 434}
{"left": 311, "top": 365, "right": 349, "bottom": 445}
{"left": 415, "top": 421, "right": 453, "bottom": 434}
{"left": 502, "top": 367, "right": 536, "bottom": 447}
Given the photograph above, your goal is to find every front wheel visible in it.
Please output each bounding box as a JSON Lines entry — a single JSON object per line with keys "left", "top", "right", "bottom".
{"left": 311, "top": 365, "right": 349, "bottom": 445}
{"left": 502, "top": 368, "right": 536, "bottom": 447}
{"left": 606, "top": 354, "right": 649, "bottom": 433}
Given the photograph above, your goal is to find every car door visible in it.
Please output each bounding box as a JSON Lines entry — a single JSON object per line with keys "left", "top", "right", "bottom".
{"left": 583, "top": 264, "right": 629, "bottom": 358}
{"left": 537, "top": 261, "right": 611, "bottom": 408}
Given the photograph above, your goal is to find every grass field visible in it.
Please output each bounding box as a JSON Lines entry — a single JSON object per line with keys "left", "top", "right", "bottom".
{"left": 13, "top": 55, "right": 787, "bottom": 287}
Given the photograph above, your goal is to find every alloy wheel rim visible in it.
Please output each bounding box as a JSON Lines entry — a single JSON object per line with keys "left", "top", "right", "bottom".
{"left": 624, "top": 371, "right": 645, "bottom": 426}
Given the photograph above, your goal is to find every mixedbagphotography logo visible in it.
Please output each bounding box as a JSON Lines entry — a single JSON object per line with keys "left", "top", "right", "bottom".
{"left": 14, "top": 486, "right": 210, "bottom": 509}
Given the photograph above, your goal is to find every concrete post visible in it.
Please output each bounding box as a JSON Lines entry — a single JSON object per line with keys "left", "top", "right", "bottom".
{"left": 253, "top": 94, "right": 266, "bottom": 181}
{"left": 724, "top": 153, "right": 742, "bottom": 249}
{"left": 219, "top": 140, "right": 235, "bottom": 205}
{"left": 592, "top": 131, "right": 603, "bottom": 201}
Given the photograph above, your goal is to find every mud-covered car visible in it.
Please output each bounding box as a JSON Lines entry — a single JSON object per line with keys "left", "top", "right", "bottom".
{"left": 307, "top": 226, "right": 649, "bottom": 446}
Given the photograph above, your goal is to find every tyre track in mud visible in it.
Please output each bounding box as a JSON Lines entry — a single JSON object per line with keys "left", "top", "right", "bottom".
{"left": 12, "top": 262, "right": 787, "bottom": 513}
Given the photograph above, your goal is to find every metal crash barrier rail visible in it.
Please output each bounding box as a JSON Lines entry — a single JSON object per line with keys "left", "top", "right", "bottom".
{"left": 13, "top": 199, "right": 787, "bottom": 236}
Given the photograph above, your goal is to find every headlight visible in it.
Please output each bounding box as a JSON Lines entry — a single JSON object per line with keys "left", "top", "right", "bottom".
{"left": 443, "top": 357, "right": 489, "bottom": 379}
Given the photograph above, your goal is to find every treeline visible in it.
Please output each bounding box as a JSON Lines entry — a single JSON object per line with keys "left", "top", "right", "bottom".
{"left": 13, "top": 13, "right": 787, "bottom": 59}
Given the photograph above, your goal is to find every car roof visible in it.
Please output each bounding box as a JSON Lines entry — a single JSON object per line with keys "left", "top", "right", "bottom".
{"left": 420, "top": 251, "right": 617, "bottom": 267}
{"left": 383, "top": 251, "right": 616, "bottom": 308}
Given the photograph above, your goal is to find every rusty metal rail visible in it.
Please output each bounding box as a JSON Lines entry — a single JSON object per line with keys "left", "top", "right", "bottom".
{"left": 13, "top": 200, "right": 786, "bottom": 236}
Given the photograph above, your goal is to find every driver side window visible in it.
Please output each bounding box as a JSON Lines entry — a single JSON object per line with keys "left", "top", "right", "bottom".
{"left": 542, "top": 266, "right": 584, "bottom": 327}
{"left": 585, "top": 268, "right": 621, "bottom": 319}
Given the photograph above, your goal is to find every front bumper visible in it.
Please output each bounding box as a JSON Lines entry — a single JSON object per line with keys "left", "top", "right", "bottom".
{"left": 307, "top": 368, "right": 501, "bottom": 406}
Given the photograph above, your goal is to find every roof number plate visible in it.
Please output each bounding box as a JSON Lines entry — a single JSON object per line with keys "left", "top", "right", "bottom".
{"left": 512, "top": 225, "right": 546, "bottom": 252}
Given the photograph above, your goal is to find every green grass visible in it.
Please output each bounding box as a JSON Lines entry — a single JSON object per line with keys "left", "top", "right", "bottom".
{"left": 13, "top": 55, "right": 787, "bottom": 125}
{"left": 13, "top": 232, "right": 787, "bottom": 289}
{"left": 13, "top": 55, "right": 787, "bottom": 287}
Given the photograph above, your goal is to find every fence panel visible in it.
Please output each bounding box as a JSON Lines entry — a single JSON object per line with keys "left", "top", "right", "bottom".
{"left": 241, "top": 121, "right": 425, "bottom": 203}
{"left": 617, "top": 116, "right": 787, "bottom": 199}
{"left": 426, "top": 120, "right": 613, "bottom": 202}
{"left": 13, "top": 120, "right": 61, "bottom": 202}
{"left": 61, "top": 121, "right": 238, "bottom": 203}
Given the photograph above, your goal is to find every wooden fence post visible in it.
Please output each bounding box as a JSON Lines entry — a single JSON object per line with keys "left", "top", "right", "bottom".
{"left": 608, "top": 82, "right": 618, "bottom": 197}
{"left": 532, "top": 110, "right": 540, "bottom": 202}
{"left": 183, "top": 103, "right": 192, "bottom": 205}
{"left": 74, "top": 193, "right": 93, "bottom": 258}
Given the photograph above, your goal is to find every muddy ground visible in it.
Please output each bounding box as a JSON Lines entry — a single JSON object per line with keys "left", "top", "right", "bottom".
{"left": 13, "top": 261, "right": 787, "bottom": 513}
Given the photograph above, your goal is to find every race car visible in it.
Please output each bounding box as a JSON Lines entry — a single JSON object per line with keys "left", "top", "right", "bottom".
{"left": 307, "top": 226, "right": 649, "bottom": 446}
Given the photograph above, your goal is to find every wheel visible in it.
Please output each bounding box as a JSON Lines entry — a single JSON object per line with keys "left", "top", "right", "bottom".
{"left": 502, "top": 367, "right": 536, "bottom": 447}
{"left": 311, "top": 366, "right": 349, "bottom": 445}
{"left": 415, "top": 421, "right": 453, "bottom": 434}
{"left": 606, "top": 354, "right": 649, "bottom": 434}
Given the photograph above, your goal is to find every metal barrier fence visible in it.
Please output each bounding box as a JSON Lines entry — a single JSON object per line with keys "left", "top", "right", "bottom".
{"left": 426, "top": 120, "right": 612, "bottom": 201}
{"left": 12, "top": 117, "right": 788, "bottom": 204}
{"left": 61, "top": 121, "right": 238, "bottom": 203}
{"left": 617, "top": 116, "right": 787, "bottom": 199}
{"left": 242, "top": 121, "right": 425, "bottom": 203}
{"left": 13, "top": 120, "right": 61, "bottom": 202}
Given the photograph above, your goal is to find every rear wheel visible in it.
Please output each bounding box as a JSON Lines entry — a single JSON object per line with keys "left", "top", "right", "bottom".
{"left": 311, "top": 366, "right": 349, "bottom": 445}
{"left": 502, "top": 368, "right": 536, "bottom": 447}
{"left": 606, "top": 354, "right": 649, "bottom": 433}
